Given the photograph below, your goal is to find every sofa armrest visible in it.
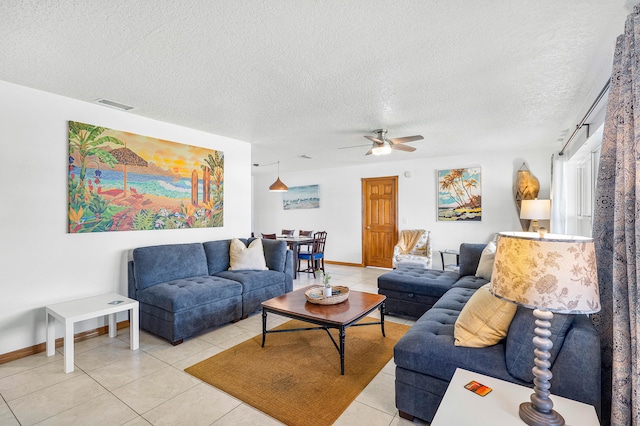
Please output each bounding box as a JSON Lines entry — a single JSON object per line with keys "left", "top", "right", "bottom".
{"left": 458, "top": 243, "right": 487, "bottom": 277}
{"left": 127, "top": 260, "right": 136, "bottom": 299}
{"left": 284, "top": 249, "right": 293, "bottom": 292}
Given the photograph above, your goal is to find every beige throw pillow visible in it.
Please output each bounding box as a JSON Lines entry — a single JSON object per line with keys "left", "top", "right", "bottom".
{"left": 475, "top": 241, "right": 496, "bottom": 280}
{"left": 229, "top": 238, "right": 268, "bottom": 271}
{"left": 454, "top": 283, "right": 517, "bottom": 348}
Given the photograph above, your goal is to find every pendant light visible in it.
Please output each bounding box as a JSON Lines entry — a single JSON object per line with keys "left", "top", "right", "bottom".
{"left": 268, "top": 161, "right": 288, "bottom": 192}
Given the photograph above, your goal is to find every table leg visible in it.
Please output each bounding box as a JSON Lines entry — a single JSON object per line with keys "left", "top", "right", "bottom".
{"left": 380, "top": 302, "right": 386, "bottom": 337}
{"left": 339, "top": 326, "right": 346, "bottom": 375}
{"left": 108, "top": 313, "right": 117, "bottom": 338}
{"left": 261, "top": 308, "right": 267, "bottom": 347}
{"left": 64, "top": 320, "right": 74, "bottom": 373}
{"left": 130, "top": 305, "right": 139, "bottom": 351}
{"left": 46, "top": 311, "right": 55, "bottom": 357}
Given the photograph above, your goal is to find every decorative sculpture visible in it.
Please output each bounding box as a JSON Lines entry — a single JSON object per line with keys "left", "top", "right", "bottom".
{"left": 514, "top": 163, "right": 540, "bottom": 231}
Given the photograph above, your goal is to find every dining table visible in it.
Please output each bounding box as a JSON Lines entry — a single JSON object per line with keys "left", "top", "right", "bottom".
{"left": 276, "top": 235, "right": 315, "bottom": 279}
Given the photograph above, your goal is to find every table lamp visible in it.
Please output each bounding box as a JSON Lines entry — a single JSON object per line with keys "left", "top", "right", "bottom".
{"left": 520, "top": 199, "right": 551, "bottom": 232}
{"left": 489, "top": 232, "right": 600, "bottom": 426}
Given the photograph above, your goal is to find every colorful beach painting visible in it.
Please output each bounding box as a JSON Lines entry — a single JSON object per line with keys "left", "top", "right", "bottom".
{"left": 68, "top": 121, "right": 224, "bottom": 233}
{"left": 283, "top": 185, "right": 320, "bottom": 210}
{"left": 437, "top": 167, "right": 481, "bottom": 221}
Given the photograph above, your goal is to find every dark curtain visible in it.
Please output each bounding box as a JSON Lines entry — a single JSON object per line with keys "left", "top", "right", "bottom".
{"left": 593, "top": 5, "right": 640, "bottom": 425}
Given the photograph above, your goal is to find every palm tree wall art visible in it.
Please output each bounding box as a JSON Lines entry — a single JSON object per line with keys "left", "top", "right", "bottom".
{"left": 437, "top": 167, "right": 481, "bottom": 221}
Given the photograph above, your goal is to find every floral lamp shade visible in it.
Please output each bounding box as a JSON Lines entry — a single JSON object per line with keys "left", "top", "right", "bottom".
{"left": 489, "top": 232, "right": 600, "bottom": 314}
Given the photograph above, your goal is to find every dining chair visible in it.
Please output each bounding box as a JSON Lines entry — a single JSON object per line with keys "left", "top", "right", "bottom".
{"left": 297, "top": 229, "right": 314, "bottom": 250}
{"left": 297, "top": 231, "right": 327, "bottom": 278}
{"left": 281, "top": 229, "right": 295, "bottom": 236}
{"left": 261, "top": 233, "right": 277, "bottom": 239}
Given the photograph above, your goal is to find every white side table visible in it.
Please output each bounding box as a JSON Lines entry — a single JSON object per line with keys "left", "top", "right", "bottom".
{"left": 431, "top": 368, "right": 599, "bottom": 425}
{"left": 46, "top": 293, "right": 139, "bottom": 373}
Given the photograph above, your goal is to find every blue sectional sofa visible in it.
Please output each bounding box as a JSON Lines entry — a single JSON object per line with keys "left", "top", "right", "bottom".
{"left": 378, "top": 243, "right": 601, "bottom": 423}
{"left": 128, "top": 238, "right": 293, "bottom": 344}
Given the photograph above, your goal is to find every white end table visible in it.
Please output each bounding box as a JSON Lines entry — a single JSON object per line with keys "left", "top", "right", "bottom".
{"left": 46, "top": 293, "right": 139, "bottom": 373}
{"left": 431, "top": 368, "right": 599, "bottom": 425}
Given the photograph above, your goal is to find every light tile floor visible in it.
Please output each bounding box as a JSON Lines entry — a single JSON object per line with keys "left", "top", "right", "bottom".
{"left": 0, "top": 265, "right": 430, "bottom": 425}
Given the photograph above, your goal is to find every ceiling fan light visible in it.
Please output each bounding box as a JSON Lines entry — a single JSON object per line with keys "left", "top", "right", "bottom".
{"left": 372, "top": 144, "right": 392, "bottom": 155}
{"left": 269, "top": 176, "right": 288, "bottom": 192}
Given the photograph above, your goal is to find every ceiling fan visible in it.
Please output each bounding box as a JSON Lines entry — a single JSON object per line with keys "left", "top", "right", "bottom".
{"left": 340, "top": 129, "right": 424, "bottom": 156}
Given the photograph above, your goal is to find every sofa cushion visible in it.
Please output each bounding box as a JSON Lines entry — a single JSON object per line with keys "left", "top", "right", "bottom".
{"left": 136, "top": 275, "right": 242, "bottom": 312}
{"left": 378, "top": 267, "right": 459, "bottom": 298}
{"left": 394, "top": 287, "right": 519, "bottom": 385}
{"left": 203, "top": 240, "right": 232, "bottom": 274}
{"left": 458, "top": 243, "right": 487, "bottom": 277}
{"left": 215, "top": 269, "right": 285, "bottom": 292}
{"left": 259, "top": 238, "right": 288, "bottom": 272}
{"left": 474, "top": 241, "right": 496, "bottom": 280}
{"left": 505, "top": 306, "right": 575, "bottom": 382}
{"left": 454, "top": 283, "right": 517, "bottom": 348}
{"left": 133, "top": 243, "right": 209, "bottom": 290}
{"left": 229, "top": 238, "right": 268, "bottom": 271}
{"left": 430, "top": 287, "right": 475, "bottom": 311}
{"left": 451, "top": 275, "right": 489, "bottom": 290}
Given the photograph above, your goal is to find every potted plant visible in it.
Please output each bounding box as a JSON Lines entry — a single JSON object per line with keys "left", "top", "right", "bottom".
{"left": 320, "top": 270, "right": 332, "bottom": 297}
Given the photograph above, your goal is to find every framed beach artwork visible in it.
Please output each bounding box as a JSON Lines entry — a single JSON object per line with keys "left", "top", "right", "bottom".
{"left": 68, "top": 121, "right": 224, "bottom": 233}
{"left": 437, "top": 167, "right": 481, "bottom": 221}
{"left": 283, "top": 185, "right": 320, "bottom": 210}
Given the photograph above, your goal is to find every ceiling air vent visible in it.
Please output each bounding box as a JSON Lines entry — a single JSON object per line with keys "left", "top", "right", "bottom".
{"left": 95, "top": 98, "right": 134, "bottom": 111}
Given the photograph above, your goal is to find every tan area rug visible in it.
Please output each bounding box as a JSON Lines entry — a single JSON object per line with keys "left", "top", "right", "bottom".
{"left": 185, "top": 317, "right": 410, "bottom": 426}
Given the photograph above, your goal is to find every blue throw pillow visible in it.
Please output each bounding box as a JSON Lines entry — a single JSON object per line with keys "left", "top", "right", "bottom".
{"left": 505, "top": 306, "right": 574, "bottom": 382}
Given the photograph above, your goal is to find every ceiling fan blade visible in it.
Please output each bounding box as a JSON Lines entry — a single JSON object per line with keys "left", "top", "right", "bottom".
{"left": 389, "top": 135, "right": 424, "bottom": 144}
{"left": 365, "top": 148, "right": 374, "bottom": 155}
{"left": 391, "top": 144, "right": 416, "bottom": 152}
{"left": 338, "top": 144, "right": 371, "bottom": 150}
{"left": 364, "top": 135, "right": 384, "bottom": 143}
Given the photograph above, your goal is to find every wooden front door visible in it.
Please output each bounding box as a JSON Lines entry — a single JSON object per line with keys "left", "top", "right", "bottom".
{"left": 362, "top": 176, "right": 398, "bottom": 268}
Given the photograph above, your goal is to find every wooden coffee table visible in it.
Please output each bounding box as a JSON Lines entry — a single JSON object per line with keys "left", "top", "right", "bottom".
{"left": 261, "top": 285, "right": 386, "bottom": 375}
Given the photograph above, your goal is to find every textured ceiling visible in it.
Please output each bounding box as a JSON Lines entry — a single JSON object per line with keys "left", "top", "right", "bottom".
{"left": 0, "top": 1, "right": 633, "bottom": 173}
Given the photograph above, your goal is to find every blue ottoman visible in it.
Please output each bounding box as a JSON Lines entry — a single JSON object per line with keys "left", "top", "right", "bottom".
{"left": 377, "top": 265, "right": 459, "bottom": 318}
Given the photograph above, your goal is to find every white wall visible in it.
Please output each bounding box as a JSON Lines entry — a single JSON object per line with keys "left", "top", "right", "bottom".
{"left": 0, "top": 81, "right": 252, "bottom": 355}
{"left": 253, "top": 148, "right": 553, "bottom": 267}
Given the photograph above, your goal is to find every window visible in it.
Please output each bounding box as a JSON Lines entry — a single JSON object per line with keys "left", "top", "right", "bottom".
{"left": 565, "top": 126, "right": 603, "bottom": 237}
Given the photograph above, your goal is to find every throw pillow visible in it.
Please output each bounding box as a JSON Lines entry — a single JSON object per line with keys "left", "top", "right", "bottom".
{"left": 229, "top": 238, "right": 268, "bottom": 271}
{"left": 475, "top": 241, "right": 496, "bottom": 280}
{"left": 454, "top": 283, "right": 517, "bottom": 348}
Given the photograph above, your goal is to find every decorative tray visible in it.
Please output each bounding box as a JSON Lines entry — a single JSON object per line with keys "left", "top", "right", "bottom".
{"left": 305, "top": 286, "right": 350, "bottom": 305}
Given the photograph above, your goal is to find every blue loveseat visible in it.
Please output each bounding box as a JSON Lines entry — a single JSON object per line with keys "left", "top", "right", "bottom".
{"left": 380, "top": 243, "right": 601, "bottom": 423}
{"left": 128, "top": 238, "right": 293, "bottom": 344}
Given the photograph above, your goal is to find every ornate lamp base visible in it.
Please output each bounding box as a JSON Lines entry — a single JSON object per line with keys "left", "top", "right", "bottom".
{"left": 518, "top": 309, "right": 566, "bottom": 426}
{"left": 520, "top": 402, "right": 565, "bottom": 426}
